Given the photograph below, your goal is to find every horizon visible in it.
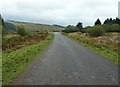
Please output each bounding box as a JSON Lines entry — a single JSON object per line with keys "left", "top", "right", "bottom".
{"left": 3, "top": 17, "right": 119, "bottom": 28}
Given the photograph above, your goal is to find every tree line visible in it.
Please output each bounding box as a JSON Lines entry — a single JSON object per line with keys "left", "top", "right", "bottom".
{"left": 94, "top": 18, "right": 120, "bottom": 25}
{"left": 62, "top": 17, "right": 120, "bottom": 37}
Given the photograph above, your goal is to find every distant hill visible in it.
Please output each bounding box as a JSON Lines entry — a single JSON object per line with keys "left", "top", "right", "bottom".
{"left": 8, "top": 21, "right": 64, "bottom": 32}
{"left": 53, "top": 24, "right": 65, "bottom": 29}
{"left": 4, "top": 22, "right": 16, "bottom": 31}
{"left": 0, "top": 16, "right": 16, "bottom": 32}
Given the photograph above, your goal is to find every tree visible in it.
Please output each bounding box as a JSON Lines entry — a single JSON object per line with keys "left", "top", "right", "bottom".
{"left": 109, "top": 18, "right": 113, "bottom": 24}
{"left": 103, "top": 18, "right": 120, "bottom": 25}
{"left": 95, "top": 19, "right": 101, "bottom": 25}
{"left": 104, "top": 18, "right": 110, "bottom": 24}
{"left": 65, "top": 25, "right": 75, "bottom": 33}
{"left": 62, "top": 25, "right": 80, "bottom": 33}
{"left": 115, "top": 17, "right": 120, "bottom": 24}
{"left": 17, "top": 26, "right": 27, "bottom": 36}
{"left": 76, "top": 22, "right": 83, "bottom": 29}
{"left": 76, "top": 22, "right": 83, "bottom": 32}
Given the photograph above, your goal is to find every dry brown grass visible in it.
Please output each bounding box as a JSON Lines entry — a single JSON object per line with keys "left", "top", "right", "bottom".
{"left": 68, "top": 32, "right": 119, "bottom": 52}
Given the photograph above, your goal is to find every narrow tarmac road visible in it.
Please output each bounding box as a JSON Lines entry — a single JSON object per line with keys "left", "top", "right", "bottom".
{"left": 12, "top": 32, "right": 118, "bottom": 85}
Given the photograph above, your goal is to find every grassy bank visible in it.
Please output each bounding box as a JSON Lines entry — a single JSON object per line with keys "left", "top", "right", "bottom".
{"left": 63, "top": 33, "right": 119, "bottom": 64}
{"left": 2, "top": 33, "right": 54, "bottom": 85}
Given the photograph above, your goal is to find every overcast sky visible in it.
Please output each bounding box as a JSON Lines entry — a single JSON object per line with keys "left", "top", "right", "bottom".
{"left": 0, "top": 0, "right": 119, "bottom": 27}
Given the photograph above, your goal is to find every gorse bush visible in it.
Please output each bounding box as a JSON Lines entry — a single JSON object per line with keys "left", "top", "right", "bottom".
{"left": 17, "top": 26, "right": 27, "bottom": 36}
{"left": 62, "top": 25, "right": 79, "bottom": 33}
{"left": 62, "top": 22, "right": 83, "bottom": 33}
{"left": 62, "top": 25, "right": 84, "bottom": 33}
{"left": 87, "top": 25, "right": 106, "bottom": 37}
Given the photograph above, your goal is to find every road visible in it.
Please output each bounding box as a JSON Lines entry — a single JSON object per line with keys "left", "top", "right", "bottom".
{"left": 12, "top": 32, "right": 118, "bottom": 85}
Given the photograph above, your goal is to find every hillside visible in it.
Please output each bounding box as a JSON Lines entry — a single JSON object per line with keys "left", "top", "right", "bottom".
{"left": 0, "top": 15, "right": 16, "bottom": 34}
{"left": 53, "top": 24, "right": 65, "bottom": 29}
{"left": 8, "top": 21, "right": 64, "bottom": 32}
{"left": 4, "top": 22, "right": 16, "bottom": 31}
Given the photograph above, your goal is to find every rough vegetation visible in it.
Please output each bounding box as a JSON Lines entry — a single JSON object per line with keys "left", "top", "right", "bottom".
{"left": 16, "top": 26, "right": 27, "bottom": 36}
{"left": 2, "top": 32, "right": 48, "bottom": 52}
{"left": 1, "top": 16, "right": 55, "bottom": 85}
{"left": 66, "top": 32, "right": 119, "bottom": 64}
{"left": 2, "top": 34, "right": 54, "bottom": 85}
{"left": 62, "top": 22, "right": 83, "bottom": 33}
{"left": 62, "top": 18, "right": 120, "bottom": 64}
{"left": 86, "top": 25, "right": 106, "bottom": 37}
{"left": 63, "top": 18, "right": 120, "bottom": 37}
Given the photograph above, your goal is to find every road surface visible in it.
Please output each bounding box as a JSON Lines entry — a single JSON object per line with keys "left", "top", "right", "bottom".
{"left": 12, "top": 32, "right": 118, "bottom": 85}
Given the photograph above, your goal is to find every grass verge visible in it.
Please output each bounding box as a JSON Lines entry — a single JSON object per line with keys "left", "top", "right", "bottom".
{"left": 2, "top": 33, "right": 54, "bottom": 85}
{"left": 63, "top": 33, "right": 118, "bottom": 64}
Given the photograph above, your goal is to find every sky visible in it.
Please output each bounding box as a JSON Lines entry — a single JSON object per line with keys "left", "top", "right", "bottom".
{"left": 0, "top": 0, "right": 119, "bottom": 27}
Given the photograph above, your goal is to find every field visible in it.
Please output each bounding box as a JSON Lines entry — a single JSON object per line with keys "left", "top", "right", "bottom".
{"left": 65, "top": 32, "right": 119, "bottom": 64}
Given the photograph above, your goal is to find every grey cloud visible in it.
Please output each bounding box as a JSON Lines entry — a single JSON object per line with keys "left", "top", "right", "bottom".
{"left": 0, "top": 0, "right": 119, "bottom": 27}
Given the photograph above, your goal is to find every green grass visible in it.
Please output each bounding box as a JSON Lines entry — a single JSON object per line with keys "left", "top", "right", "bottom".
{"left": 2, "top": 34, "right": 54, "bottom": 85}
{"left": 63, "top": 33, "right": 119, "bottom": 64}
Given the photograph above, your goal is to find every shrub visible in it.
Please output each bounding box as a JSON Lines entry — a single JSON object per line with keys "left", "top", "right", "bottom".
{"left": 103, "top": 24, "right": 120, "bottom": 32}
{"left": 17, "top": 26, "right": 27, "bottom": 36}
{"left": 102, "top": 24, "right": 112, "bottom": 32}
{"left": 87, "top": 25, "right": 105, "bottom": 37}
{"left": 111, "top": 24, "right": 120, "bottom": 32}
{"left": 62, "top": 25, "right": 80, "bottom": 33}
